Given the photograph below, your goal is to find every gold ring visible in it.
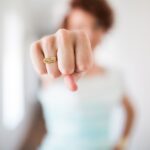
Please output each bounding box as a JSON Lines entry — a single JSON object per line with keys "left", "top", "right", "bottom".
{"left": 43, "top": 57, "right": 57, "bottom": 64}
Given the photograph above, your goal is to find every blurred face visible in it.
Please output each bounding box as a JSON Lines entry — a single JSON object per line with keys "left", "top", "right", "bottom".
{"left": 67, "top": 8, "right": 106, "bottom": 49}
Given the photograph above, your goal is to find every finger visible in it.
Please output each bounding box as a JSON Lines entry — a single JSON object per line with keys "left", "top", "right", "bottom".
{"left": 64, "top": 75, "right": 78, "bottom": 91}
{"left": 63, "top": 72, "right": 85, "bottom": 92}
{"left": 41, "top": 35, "right": 61, "bottom": 78}
{"left": 30, "top": 41, "right": 47, "bottom": 75}
{"left": 75, "top": 31, "right": 93, "bottom": 73}
{"left": 56, "top": 29, "right": 75, "bottom": 75}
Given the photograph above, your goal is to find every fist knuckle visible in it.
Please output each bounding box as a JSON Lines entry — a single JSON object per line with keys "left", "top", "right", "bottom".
{"left": 61, "top": 68, "right": 74, "bottom": 75}
{"left": 31, "top": 41, "right": 39, "bottom": 49}
{"left": 78, "top": 30, "right": 87, "bottom": 38}
{"left": 78, "top": 64, "right": 89, "bottom": 72}
{"left": 86, "top": 56, "right": 93, "bottom": 68}
{"left": 38, "top": 69, "right": 47, "bottom": 75}
{"left": 40, "top": 35, "right": 56, "bottom": 53}
{"left": 51, "top": 72, "right": 60, "bottom": 79}
{"left": 57, "top": 29, "right": 68, "bottom": 36}
{"left": 41, "top": 35, "right": 55, "bottom": 45}
{"left": 30, "top": 41, "right": 40, "bottom": 54}
{"left": 41, "top": 36, "right": 48, "bottom": 44}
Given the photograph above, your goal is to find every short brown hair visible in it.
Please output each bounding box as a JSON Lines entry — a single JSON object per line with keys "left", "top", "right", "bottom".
{"left": 62, "top": 0, "right": 114, "bottom": 31}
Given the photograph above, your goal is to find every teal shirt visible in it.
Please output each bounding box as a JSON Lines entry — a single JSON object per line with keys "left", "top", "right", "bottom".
{"left": 38, "top": 70, "right": 124, "bottom": 150}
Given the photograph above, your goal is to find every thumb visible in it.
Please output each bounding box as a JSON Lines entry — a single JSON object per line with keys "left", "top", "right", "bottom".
{"left": 64, "top": 74, "right": 78, "bottom": 91}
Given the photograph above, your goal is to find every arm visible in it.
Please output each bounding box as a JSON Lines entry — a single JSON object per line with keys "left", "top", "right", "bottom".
{"left": 114, "top": 96, "right": 135, "bottom": 150}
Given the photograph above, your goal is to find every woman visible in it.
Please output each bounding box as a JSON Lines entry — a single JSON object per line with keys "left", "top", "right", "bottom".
{"left": 30, "top": 0, "right": 135, "bottom": 149}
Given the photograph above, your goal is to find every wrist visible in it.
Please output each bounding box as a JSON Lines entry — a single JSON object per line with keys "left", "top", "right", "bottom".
{"left": 117, "top": 137, "right": 128, "bottom": 149}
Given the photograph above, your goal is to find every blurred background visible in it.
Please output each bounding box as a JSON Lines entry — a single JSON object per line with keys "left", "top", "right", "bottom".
{"left": 0, "top": 0, "right": 150, "bottom": 149}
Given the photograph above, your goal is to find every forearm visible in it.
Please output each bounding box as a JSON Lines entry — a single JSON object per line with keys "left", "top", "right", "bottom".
{"left": 122, "top": 106, "right": 135, "bottom": 139}
{"left": 115, "top": 96, "right": 135, "bottom": 150}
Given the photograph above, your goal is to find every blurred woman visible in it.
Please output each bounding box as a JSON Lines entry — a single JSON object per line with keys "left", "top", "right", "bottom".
{"left": 30, "top": 0, "right": 135, "bottom": 149}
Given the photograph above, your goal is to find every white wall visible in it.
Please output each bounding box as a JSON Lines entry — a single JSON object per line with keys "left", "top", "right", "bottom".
{"left": 99, "top": 0, "right": 150, "bottom": 149}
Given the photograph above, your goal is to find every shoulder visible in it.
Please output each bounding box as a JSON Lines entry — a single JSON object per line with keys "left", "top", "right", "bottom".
{"left": 95, "top": 65, "right": 123, "bottom": 80}
{"left": 96, "top": 66, "right": 125, "bottom": 90}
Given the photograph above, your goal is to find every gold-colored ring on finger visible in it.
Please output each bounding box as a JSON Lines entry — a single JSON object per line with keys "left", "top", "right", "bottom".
{"left": 43, "top": 57, "right": 57, "bottom": 64}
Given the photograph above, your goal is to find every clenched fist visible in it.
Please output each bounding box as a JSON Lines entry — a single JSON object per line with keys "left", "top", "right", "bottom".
{"left": 30, "top": 29, "right": 93, "bottom": 91}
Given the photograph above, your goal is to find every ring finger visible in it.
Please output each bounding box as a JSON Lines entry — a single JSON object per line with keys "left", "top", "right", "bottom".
{"left": 41, "top": 35, "right": 61, "bottom": 78}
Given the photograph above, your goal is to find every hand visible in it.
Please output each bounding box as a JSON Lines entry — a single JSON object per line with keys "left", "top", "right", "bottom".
{"left": 114, "top": 144, "right": 123, "bottom": 150}
{"left": 114, "top": 139, "right": 127, "bottom": 150}
{"left": 30, "top": 29, "right": 93, "bottom": 91}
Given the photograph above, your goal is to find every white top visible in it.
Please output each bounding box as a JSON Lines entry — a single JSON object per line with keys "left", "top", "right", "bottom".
{"left": 38, "top": 68, "right": 124, "bottom": 150}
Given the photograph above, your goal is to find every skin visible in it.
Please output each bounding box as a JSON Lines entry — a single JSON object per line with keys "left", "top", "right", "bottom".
{"left": 30, "top": 8, "right": 135, "bottom": 150}
{"left": 30, "top": 29, "right": 93, "bottom": 91}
